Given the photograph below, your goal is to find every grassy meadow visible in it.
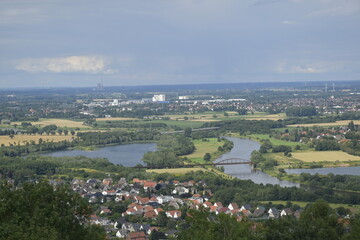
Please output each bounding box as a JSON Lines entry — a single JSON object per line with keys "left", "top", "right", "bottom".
{"left": 185, "top": 138, "right": 224, "bottom": 163}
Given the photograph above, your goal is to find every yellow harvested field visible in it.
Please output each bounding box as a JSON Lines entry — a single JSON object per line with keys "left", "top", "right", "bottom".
{"left": 0, "top": 134, "right": 74, "bottom": 146}
{"left": 14, "top": 119, "right": 90, "bottom": 128}
{"left": 287, "top": 120, "right": 360, "bottom": 127}
{"left": 292, "top": 151, "right": 360, "bottom": 162}
{"left": 95, "top": 117, "right": 137, "bottom": 121}
{"left": 146, "top": 168, "right": 209, "bottom": 174}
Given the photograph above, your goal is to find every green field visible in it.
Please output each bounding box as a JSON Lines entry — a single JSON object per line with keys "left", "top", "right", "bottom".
{"left": 185, "top": 138, "right": 224, "bottom": 163}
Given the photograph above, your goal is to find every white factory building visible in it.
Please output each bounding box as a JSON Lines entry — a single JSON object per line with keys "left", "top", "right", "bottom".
{"left": 152, "top": 94, "right": 166, "bottom": 102}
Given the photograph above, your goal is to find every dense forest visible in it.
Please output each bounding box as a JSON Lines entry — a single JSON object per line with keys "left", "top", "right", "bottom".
{"left": 285, "top": 106, "right": 318, "bottom": 117}
{"left": 299, "top": 173, "right": 360, "bottom": 192}
{"left": 0, "top": 182, "right": 106, "bottom": 240}
{"left": 142, "top": 135, "right": 195, "bottom": 167}
{"left": 77, "top": 130, "right": 159, "bottom": 146}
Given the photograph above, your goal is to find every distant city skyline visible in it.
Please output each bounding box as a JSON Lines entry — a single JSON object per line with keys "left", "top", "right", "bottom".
{"left": 0, "top": 0, "right": 359, "bottom": 88}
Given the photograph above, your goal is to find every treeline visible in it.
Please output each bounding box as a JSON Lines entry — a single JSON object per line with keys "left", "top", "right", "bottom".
{"left": 77, "top": 130, "right": 159, "bottom": 146}
{"left": 95, "top": 120, "right": 168, "bottom": 129}
{"left": 12, "top": 122, "right": 77, "bottom": 136}
{"left": 282, "top": 112, "right": 360, "bottom": 125}
{"left": 0, "top": 130, "right": 161, "bottom": 157}
{"left": 178, "top": 200, "right": 360, "bottom": 240}
{"left": 95, "top": 108, "right": 166, "bottom": 118}
{"left": 285, "top": 106, "right": 317, "bottom": 117}
{"left": 341, "top": 140, "right": 360, "bottom": 156}
{"left": 202, "top": 119, "right": 285, "bottom": 134}
{"left": 313, "top": 138, "right": 359, "bottom": 156}
{"left": 0, "top": 155, "right": 150, "bottom": 184}
{"left": 314, "top": 139, "right": 341, "bottom": 151}
{"left": 0, "top": 129, "right": 16, "bottom": 135}
{"left": 0, "top": 140, "right": 75, "bottom": 157}
{"left": 300, "top": 173, "right": 360, "bottom": 192}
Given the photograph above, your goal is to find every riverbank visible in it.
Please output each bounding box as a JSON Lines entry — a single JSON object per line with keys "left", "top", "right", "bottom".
{"left": 181, "top": 137, "right": 235, "bottom": 179}
{"left": 214, "top": 136, "right": 298, "bottom": 187}
{"left": 236, "top": 132, "right": 360, "bottom": 180}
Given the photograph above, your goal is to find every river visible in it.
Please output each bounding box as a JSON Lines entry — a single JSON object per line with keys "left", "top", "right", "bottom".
{"left": 215, "top": 137, "right": 299, "bottom": 187}
{"left": 42, "top": 137, "right": 300, "bottom": 187}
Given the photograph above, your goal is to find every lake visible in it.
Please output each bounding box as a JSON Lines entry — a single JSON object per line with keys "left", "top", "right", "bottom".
{"left": 42, "top": 143, "right": 157, "bottom": 167}
{"left": 215, "top": 137, "right": 299, "bottom": 187}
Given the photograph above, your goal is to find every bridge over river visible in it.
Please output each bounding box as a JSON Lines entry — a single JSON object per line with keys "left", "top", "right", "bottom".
{"left": 132, "top": 158, "right": 254, "bottom": 169}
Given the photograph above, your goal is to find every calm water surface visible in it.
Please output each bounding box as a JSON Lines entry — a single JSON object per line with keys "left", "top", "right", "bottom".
{"left": 44, "top": 137, "right": 360, "bottom": 186}
{"left": 42, "top": 143, "right": 157, "bottom": 166}
{"left": 43, "top": 137, "right": 300, "bottom": 187}
{"left": 215, "top": 137, "right": 299, "bottom": 187}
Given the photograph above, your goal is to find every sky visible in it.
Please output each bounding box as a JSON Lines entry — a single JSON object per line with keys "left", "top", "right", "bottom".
{"left": 0, "top": 0, "right": 359, "bottom": 88}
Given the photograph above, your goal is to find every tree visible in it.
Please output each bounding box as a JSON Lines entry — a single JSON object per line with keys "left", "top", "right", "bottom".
{"left": 157, "top": 211, "right": 168, "bottom": 227}
{"left": 295, "top": 200, "right": 344, "bottom": 240}
{"left": 184, "top": 127, "right": 192, "bottom": 138}
{"left": 178, "top": 209, "right": 252, "bottom": 240}
{"left": 0, "top": 181, "right": 106, "bottom": 240}
{"left": 348, "top": 121, "right": 355, "bottom": 131}
{"left": 203, "top": 153, "right": 211, "bottom": 161}
{"left": 237, "top": 109, "right": 247, "bottom": 115}
{"left": 150, "top": 230, "right": 166, "bottom": 240}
